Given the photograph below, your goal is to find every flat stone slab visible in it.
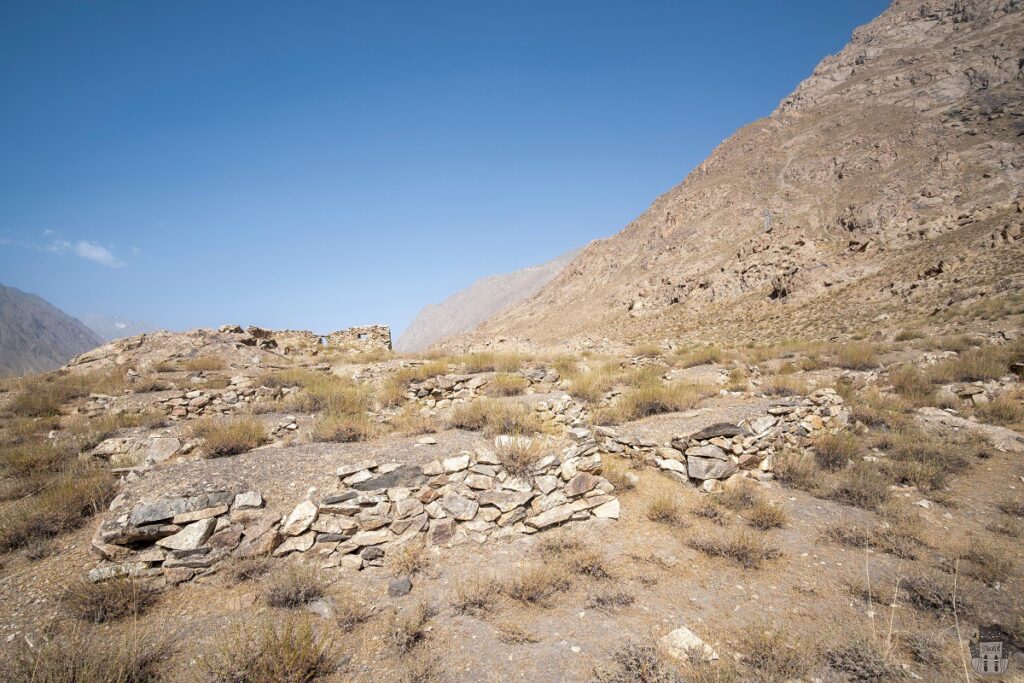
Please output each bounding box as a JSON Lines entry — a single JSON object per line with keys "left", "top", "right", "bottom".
{"left": 687, "top": 423, "right": 749, "bottom": 441}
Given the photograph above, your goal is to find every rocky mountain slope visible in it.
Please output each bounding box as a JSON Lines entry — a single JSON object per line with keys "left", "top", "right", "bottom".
{"left": 395, "top": 248, "right": 580, "bottom": 352}
{"left": 0, "top": 283, "right": 103, "bottom": 376}
{"left": 79, "top": 314, "right": 161, "bottom": 342}
{"left": 468, "top": 0, "right": 1024, "bottom": 351}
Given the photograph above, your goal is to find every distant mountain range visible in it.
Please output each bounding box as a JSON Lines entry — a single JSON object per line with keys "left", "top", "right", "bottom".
{"left": 395, "top": 248, "right": 581, "bottom": 352}
{"left": 79, "top": 314, "right": 160, "bottom": 342}
{"left": 0, "top": 284, "right": 103, "bottom": 376}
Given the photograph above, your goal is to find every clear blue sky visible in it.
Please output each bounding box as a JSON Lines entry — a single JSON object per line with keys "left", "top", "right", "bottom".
{"left": 1, "top": 1, "right": 889, "bottom": 336}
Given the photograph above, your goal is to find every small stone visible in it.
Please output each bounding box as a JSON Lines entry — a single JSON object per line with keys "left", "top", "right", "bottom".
{"left": 273, "top": 531, "right": 316, "bottom": 556}
{"left": 565, "top": 472, "right": 602, "bottom": 497}
{"left": 417, "top": 436, "right": 438, "bottom": 445}
{"left": 156, "top": 518, "right": 216, "bottom": 551}
{"left": 440, "top": 493, "right": 479, "bottom": 521}
{"left": 388, "top": 576, "right": 413, "bottom": 597}
{"left": 525, "top": 503, "right": 574, "bottom": 529}
{"left": 442, "top": 454, "right": 470, "bottom": 473}
{"left": 687, "top": 423, "right": 748, "bottom": 441}
{"left": 233, "top": 491, "right": 263, "bottom": 509}
{"left": 172, "top": 504, "right": 229, "bottom": 525}
{"left": 336, "top": 460, "right": 379, "bottom": 477}
{"left": 659, "top": 626, "right": 718, "bottom": 662}
{"left": 592, "top": 499, "right": 620, "bottom": 519}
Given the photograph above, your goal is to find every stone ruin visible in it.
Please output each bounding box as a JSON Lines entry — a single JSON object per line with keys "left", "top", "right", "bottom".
{"left": 218, "top": 324, "right": 392, "bottom": 355}
{"left": 89, "top": 429, "right": 620, "bottom": 584}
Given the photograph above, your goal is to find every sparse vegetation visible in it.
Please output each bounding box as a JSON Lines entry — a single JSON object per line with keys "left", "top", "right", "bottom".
{"left": 493, "top": 434, "right": 545, "bottom": 476}
{"left": 191, "top": 416, "right": 268, "bottom": 456}
{"left": 738, "top": 624, "right": 811, "bottom": 682}
{"left": 453, "top": 575, "right": 499, "bottom": 616}
{"left": 747, "top": 500, "right": 787, "bottom": 530}
{"left": 829, "top": 461, "right": 890, "bottom": 510}
{"left": 675, "top": 345, "right": 726, "bottom": 368}
{"left": 502, "top": 563, "right": 570, "bottom": 606}
{"left": 597, "top": 380, "right": 710, "bottom": 424}
{"left": 760, "top": 374, "right": 808, "bottom": 397}
{"left": 462, "top": 352, "right": 525, "bottom": 374}
{"left": 183, "top": 355, "right": 226, "bottom": 372}
{"left": 831, "top": 343, "right": 878, "bottom": 370}
{"left": 385, "top": 601, "right": 436, "bottom": 653}
{"left": 63, "top": 578, "right": 158, "bottom": 623}
{"left": 200, "top": 615, "right": 335, "bottom": 683}
{"left": 773, "top": 448, "right": 821, "bottom": 492}
{"left": 645, "top": 486, "right": 687, "bottom": 526}
{"left": 265, "top": 566, "right": 326, "bottom": 608}
{"left": 688, "top": 530, "right": 781, "bottom": 569}
{"left": 312, "top": 410, "right": 377, "bottom": 442}
{"left": 812, "top": 431, "right": 861, "bottom": 471}
{"left": 447, "top": 398, "right": 546, "bottom": 437}
{"left": 2, "top": 626, "right": 167, "bottom": 683}
{"left": 497, "top": 621, "right": 540, "bottom": 645}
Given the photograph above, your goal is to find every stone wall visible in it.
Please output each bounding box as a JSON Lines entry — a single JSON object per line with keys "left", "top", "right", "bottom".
{"left": 326, "top": 325, "right": 392, "bottom": 352}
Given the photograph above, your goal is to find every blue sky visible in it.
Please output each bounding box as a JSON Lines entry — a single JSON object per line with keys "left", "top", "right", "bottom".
{"left": 0, "top": 1, "right": 888, "bottom": 336}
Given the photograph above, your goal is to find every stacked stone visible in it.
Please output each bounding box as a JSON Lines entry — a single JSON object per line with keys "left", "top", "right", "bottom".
{"left": 408, "top": 374, "right": 489, "bottom": 409}
{"left": 598, "top": 389, "right": 847, "bottom": 491}
{"left": 533, "top": 395, "right": 588, "bottom": 427}
{"left": 90, "top": 489, "right": 267, "bottom": 584}
{"left": 88, "top": 434, "right": 620, "bottom": 584}
{"left": 83, "top": 379, "right": 294, "bottom": 422}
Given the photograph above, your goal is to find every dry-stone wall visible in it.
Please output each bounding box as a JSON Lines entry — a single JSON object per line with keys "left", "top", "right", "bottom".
{"left": 88, "top": 430, "right": 619, "bottom": 584}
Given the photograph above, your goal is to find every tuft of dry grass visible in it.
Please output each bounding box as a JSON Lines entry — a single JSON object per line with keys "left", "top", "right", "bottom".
{"left": 385, "top": 601, "right": 436, "bottom": 653}
{"left": 958, "top": 538, "right": 1014, "bottom": 586}
{"left": 562, "top": 361, "right": 620, "bottom": 402}
{"left": 502, "top": 564, "right": 571, "bottom": 606}
{"left": 881, "top": 428, "right": 970, "bottom": 492}
{"left": 831, "top": 343, "right": 878, "bottom": 370}
{"left": 688, "top": 530, "right": 781, "bottom": 569}
{"left": 812, "top": 431, "right": 861, "bottom": 471}
{"left": 63, "top": 578, "right": 158, "bottom": 624}
{"left": 388, "top": 404, "right": 437, "bottom": 436}
{"left": 747, "top": 500, "right": 787, "bottom": 530}
{"left": 998, "top": 498, "right": 1024, "bottom": 518}
{"left": 974, "top": 394, "right": 1024, "bottom": 428}
{"left": 496, "top": 621, "right": 540, "bottom": 645}
{"left": 228, "top": 557, "right": 272, "bottom": 583}
{"left": 773, "top": 448, "right": 821, "bottom": 493}
{"left": 2, "top": 625, "right": 167, "bottom": 683}
{"left": 265, "top": 566, "right": 326, "bottom": 609}
{"left": 844, "top": 388, "right": 913, "bottom": 430}
{"left": 493, "top": 435, "right": 544, "bottom": 477}
{"left": 387, "top": 540, "right": 429, "bottom": 576}
{"left": 463, "top": 352, "right": 525, "bottom": 374}
{"left": 645, "top": 486, "right": 687, "bottom": 527}
{"left": 826, "top": 637, "right": 902, "bottom": 682}
{"left": 7, "top": 370, "right": 126, "bottom": 418}
{"left": 597, "top": 380, "right": 710, "bottom": 424}
{"left": 183, "top": 355, "right": 225, "bottom": 372}
{"left": 487, "top": 373, "right": 530, "bottom": 397}
{"left": 828, "top": 461, "right": 890, "bottom": 511}
{"left": 632, "top": 343, "right": 664, "bottom": 358}
{"left": 738, "top": 624, "right": 812, "bottom": 682}
{"left": 453, "top": 575, "right": 499, "bottom": 616}
{"left": 593, "top": 641, "right": 683, "bottom": 683}
{"left": 927, "top": 344, "right": 1016, "bottom": 383}
{"left": 760, "top": 374, "right": 808, "bottom": 397}
{"left": 674, "top": 345, "right": 727, "bottom": 368}
{"left": 447, "top": 398, "right": 546, "bottom": 437}
{"left": 191, "top": 416, "right": 268, "bottom": 457}
{"left": 334, "top": 589, "right": 373, "bottom": 630}
{"left": 601, "top": 456, "right": 638, "bottom": 491}
{"left": 902, "top": 571, "right": 971, "bottom": 616}
{"left": 199, "top": 615, "right": 334, "bottom": 683}
{"left": 888, "top": 364, "right": 936, "bottom": 406}
{"left": 692, "top": 497, "right": 728, "bottom": 525}
{"left": 312, "top": 411, "right": 378, "bottom": 442}
{"left": 717, "top": 483, "right": 762, "bottom": 511}
{"left": 587, "top": 590, "right": 636, "bottom": 612}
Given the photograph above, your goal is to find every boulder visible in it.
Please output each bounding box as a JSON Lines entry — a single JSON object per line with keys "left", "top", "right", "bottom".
{"left": 282, "top": 500, "right": 318, "bottom": 536}
{"left": 156, "top": 518, "right": 216, "bottom": 551}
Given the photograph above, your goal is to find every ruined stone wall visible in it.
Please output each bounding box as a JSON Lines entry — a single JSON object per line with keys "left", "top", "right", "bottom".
{"left": 326, "top": 325, "right": 392, "bottom": 352}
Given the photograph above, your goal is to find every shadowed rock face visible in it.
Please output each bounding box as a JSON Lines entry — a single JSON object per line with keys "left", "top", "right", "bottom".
{"left": 395, "top": 247, "right": 581, "bottom": 352}
{"left": 0, "top": 283, "right": 103, "bottom": 376}
{"left": 468, "top": 0, "right": 1024, "bottom": 349}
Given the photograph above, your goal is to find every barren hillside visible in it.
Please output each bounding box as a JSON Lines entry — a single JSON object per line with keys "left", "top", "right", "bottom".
{"left": 0, "top": 284, "right": 103, "bottom": 376}
{"left": 467, "top": 0, "right": 1023, "bottom": 351}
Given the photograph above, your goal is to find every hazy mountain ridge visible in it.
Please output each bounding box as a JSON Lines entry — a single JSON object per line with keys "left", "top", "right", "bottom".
{"left": 395, "top": 247, "right": 582, "bottom": 352}
{"left": 0, "top": 284, "right": 103, "bottom": 376}
{"left": 79, "top": 314, "right": 161, "bottom": 342}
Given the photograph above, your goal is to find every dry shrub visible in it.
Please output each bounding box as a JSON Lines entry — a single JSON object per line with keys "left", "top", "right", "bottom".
{"left": 688, "top": 530, "right": 781, "bottom": 569}
{"left": 772, "top": 448, "right": 821, "bottom": 492}
{"left": 497, "top": 621, "right": 540, "bottom": 645}
{"left": 8, "top": 370, "right": 126, "bottom": 417}
{"left": 561, "top": 546, "right": 611, "bottom": 580}
{"left": 826, "top": 637, "right": 902, "bottom": 681}
{"left": 200, "top": 615, "right": 335, "bottom": 683}
{"left": 829, "top": 461, "right": 890, "bottom": 511}
{"left": 738, "top": 624, "right": 812, "bottom": 682}
{"left": 463, "top": 352, "right": 524, "bottom": 374}
{"left": 392, "top": 360, "right": 450, "bottom": 384}
{"left": 376, "top": 377, "right": 409, "bottom": 408}
{"left": 288, "top": 374, "right": 371, "bottom": 415}
{"left": 975, "top": 394, "right": 1024, "bottom": 428}
{"left": 587, "top": 590, "right": 636, "bottom": 612}
{"left": 334, "top": 589, "right": 373, "bottom": 630}
{"left": 63, "top": 578, "right": 158, "bottom": 623}
{"left": 717, "top": 483, "right": 762, "bottom": 511}
{"left": 894, "top": 328, "right": 924, "bottom": 342}
{"left": 832, "top": 343, "right": 878, "bottom": 370}
{"left": 502, "top": 564, "right": 570, "bottom": 606}
{"left": 387, "top": 540, "right": 429, "bottom": 576}
{"left": 888, "top": 364, "right": 935, "bottom": 406}
{"left": 824, "top": 517, "right": 924, "bottom": 560}
{"left": 812, "top": 431, "right": 861, "bottom": 471}
{"left": 987, "top": 516, "right": 1022, "bottom": 538}
{"left": 453, "top": 575, "right": 499, "bottom": 616}
{"left": 257, "top": 368, "right": 322, "bottom": 389}
{"left": 882, "top": 428, "right": 969, "bottom": 492}
{"left": 191, "top": 416, "right": 268, "bottom": 456}
{"left": 927, "top": 344, "right": 1014, "bottom": 383}
{"left": 487, "top": 373, "right": 530, "bottom": 397}
{"left": 692, "top": 497, "right": 727, "bottom": 524}
{"left": 593, "top": 641, "right": 683, "bottom": 683}
{"left": 747, "top": 500, "right": 787, "bottom": 530}
{"left": 563, "top": 361, "right": 620, "bottom": 402}
{"left": 675, "top": 345, "right": 726, "bottom": 368}
{"left": 385, "top": 601, "right": 436, "bottom": 653}
{"left": 447, "top": 398, "right": 545, "bottom": 437}
{"left": 312, "top": 411, "right": 377, "bottom": 442}
{"left": 265, "top": 566, "right": 325, "bottom": 608}
{"left": 998, "top": 498, "right": 1024, "bottom": 518}
{"left": 183, "top": 355, "right": 225, "bottom": 372}
{"left": 632, "top": 344, "right": 664, "bottom": 358}
{"left": 845, "top": 389, "right": 912, "bottom": 429}
{"left": 0, "top": 463, "right": 115, "bottom": 552}
{"left": 959, "top": 538, "right": 1014, "bottom": 586}
{"left": 599, "top": 381, "right": 710, "bottom": 424}
{"left": 645, "top": 487, "right": 686, "bottom": 526}
{"left": 494, "top": 435, "right": 544, "bottom": 476}
{"left": 2, "top": 626, "right": 166, "bottom": 683}
{"left": 903, "top": 571, "right": 973, "bottom": 616}
{"left": 760, "top": 375, "right": 808, "bottom": 397}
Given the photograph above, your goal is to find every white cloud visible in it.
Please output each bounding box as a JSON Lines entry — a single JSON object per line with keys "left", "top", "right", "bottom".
{"left": 0, "top": 231, "right": 126, "bottom": 268}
